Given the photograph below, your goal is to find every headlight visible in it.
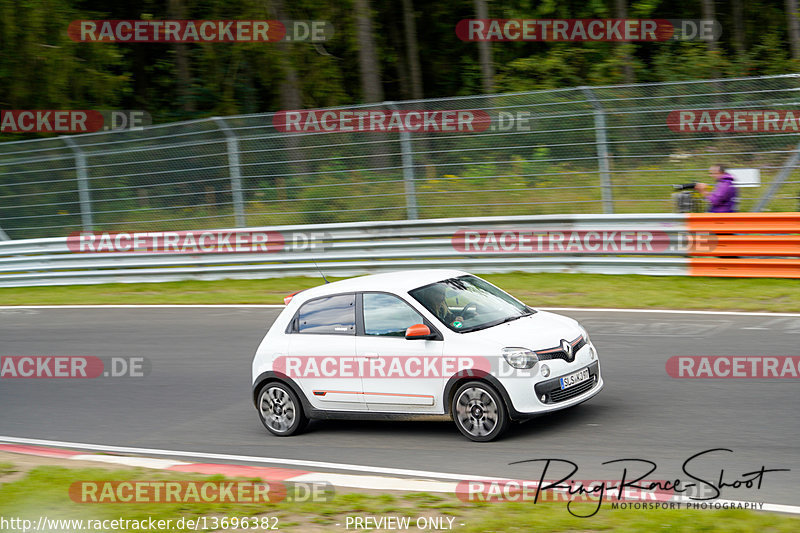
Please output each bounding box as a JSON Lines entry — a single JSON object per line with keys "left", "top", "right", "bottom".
{"left": 502, "top": 347, "right": 538, "bottom": 369}
{"left": 580, "top": 327, "right": 596, "bottom": 359}
{"left": 580, "top": 327, "right": 592, "bottom": 346}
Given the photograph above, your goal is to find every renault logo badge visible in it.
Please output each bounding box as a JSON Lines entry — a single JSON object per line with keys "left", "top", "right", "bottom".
{"left": 560, "top": 339, "right": 574, "bottom": 361}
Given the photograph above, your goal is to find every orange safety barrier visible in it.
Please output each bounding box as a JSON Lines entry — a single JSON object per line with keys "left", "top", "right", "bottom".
{"left": 690, "top": 235, "right": 800, "bottom": 257}
{"left": 687, "top": 213, "right": 800, "bottom": 278}
{"left": 689, "top": 258, "right": 800, "bottom": 278}
{"left": 687, "top": 212, "right": 800, "bottom": 233}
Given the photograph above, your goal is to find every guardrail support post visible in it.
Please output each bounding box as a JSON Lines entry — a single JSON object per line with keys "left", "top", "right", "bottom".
{"left": 213, "top": 117, "right": 246, "bottom": 227}
{"left": 753, "top": 138, "right": 800, "bottom": 212}
{"left": 61, "top": 136, "right": 93, "bottom": 231}
{"left": 388, "top": 102, "right": 418, "bottom": 220}
{"left": 582, "top": 87, "right": 614, "bottom": 214}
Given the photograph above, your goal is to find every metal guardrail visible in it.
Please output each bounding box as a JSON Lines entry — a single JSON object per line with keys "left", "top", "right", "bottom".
{"left": 1, "top": 213, "right": 796, "bottom": 288}
{"left": 0, "top": 214, "right": 690, "bottom": 287}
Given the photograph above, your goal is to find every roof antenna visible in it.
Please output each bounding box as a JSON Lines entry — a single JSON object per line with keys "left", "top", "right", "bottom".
{"left": 313, "top": 261, "right": 330, "bottom": 283}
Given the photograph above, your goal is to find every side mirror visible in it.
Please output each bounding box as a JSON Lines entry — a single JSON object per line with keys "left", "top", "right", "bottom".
{"left": 405, "top": 323, "right": 434, "bottom": 340}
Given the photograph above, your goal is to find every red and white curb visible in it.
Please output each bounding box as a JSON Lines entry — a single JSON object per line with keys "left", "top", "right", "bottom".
{"left": 0, "top": 441, "right": 456, "bottom": 493}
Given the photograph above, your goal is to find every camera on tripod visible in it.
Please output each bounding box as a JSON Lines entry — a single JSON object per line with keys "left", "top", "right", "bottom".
{"left": 671, "top": 183, "right": 703, "bottom": 213}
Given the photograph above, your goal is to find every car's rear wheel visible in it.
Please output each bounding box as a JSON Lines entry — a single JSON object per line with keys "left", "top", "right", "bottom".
{"left": 452, "top": 381, "right": 509, "bottom": 442}
{"left": 257, "top": 382, "right": 308, "bottom": 436}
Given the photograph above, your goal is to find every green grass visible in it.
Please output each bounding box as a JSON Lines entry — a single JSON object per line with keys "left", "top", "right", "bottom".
{"left": 9, "top": 156, "right": 799, "bottom": 240}
{"left": 0, "top": 462, "right": 15, "bottom": 476}
{"left": 0, "top": 273, "right": 798, "bottom": 312}
{"left": 0, "top": 464, "right": 798, "bottom": 532}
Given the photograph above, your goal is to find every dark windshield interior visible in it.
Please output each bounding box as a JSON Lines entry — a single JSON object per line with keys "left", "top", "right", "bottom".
{"left": 409, "top": 275, "right": 533, "bottom": 332}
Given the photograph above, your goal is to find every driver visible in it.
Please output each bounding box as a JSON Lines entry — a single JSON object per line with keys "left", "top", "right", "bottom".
{"left": 425, "top": 285, "right": 452, "bottom": 323}
{"left": 424, "top": 284, "right": 467, "bottom": 326}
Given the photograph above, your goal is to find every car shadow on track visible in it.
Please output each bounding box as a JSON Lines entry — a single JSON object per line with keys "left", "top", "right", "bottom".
{"left": 295, "top": 403, "right": 603, "bottom": 442}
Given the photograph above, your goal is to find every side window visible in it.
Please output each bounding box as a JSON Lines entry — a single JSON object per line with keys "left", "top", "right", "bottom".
{"left": 363, "top": 293, "right": 424, "bottom": 337}
{"left": 296, "top": 294, "right": 355, "bottom": 334}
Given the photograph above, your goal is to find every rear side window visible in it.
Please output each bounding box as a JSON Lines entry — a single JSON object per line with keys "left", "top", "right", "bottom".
{"left": 295, "top": 294, "right": 355, "bottom": 335}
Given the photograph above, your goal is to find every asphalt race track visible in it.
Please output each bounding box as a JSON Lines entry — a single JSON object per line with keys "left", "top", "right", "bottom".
{"left": 1, "top": 306, "right": 798, "bottom": 506}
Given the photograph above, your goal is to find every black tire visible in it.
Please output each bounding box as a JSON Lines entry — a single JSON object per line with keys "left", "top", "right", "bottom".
{"left": 451, "top": 381, "right": 510, "bottom": 442}
{"left": 257, "top": 381, "right": 308, "bottom": 436}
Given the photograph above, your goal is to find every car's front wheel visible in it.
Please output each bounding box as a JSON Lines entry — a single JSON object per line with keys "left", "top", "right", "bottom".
{"left": 257, "top": 382, "right": 308, "bottom": 436}
{"left": 451, "top": 381, "right": 509, "bottom": 442}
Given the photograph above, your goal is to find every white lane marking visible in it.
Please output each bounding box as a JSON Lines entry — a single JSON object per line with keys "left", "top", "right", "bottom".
{"left": 760, "top": 503, "right": 800, "bottom": 514}
{"left": 1, "top": 305, "right": 799, "bottom": 317}
{"left": 0, "top": 436, "right": 508, "bottom": 482}
{"left": 71, "top": 454, "right": 190, "bottom": 469}
{"left": 287, "top": 473, "right": 456, "bottom": 493}
{"left": 673, "top": 497, "right": 800, "bottom": 515}
{"left": 538, "top": 308, "right": 800, "bottom": 317}
{"left": 1, "top": 436, "right": 798, "bottom": 515}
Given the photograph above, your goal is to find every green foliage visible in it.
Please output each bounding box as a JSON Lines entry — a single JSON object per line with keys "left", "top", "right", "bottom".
{"left": 1, "top": 273, "right": 800, "bottom": 312}
{"left": 3, "top": 0, "right": 800, "bottom": 123}
{"left": 2, "top": 0, "right": 800, "bottom": 233}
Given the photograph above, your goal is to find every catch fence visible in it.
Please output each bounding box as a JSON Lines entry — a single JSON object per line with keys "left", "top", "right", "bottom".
{"left": 2, "top": 74, "right": 800, "bottom": 240}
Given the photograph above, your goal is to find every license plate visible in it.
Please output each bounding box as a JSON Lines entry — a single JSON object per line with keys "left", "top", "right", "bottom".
{"left": 560, "top": 368, "right": 590, "bottom": 390}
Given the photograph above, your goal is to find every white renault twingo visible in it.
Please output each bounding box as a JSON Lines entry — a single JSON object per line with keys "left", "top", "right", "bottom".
{"left": 251, "top": 269, "right": 603, "bottom": 441}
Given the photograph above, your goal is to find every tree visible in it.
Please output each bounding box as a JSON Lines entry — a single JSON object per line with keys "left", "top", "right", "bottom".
{"left": 402, "top": 0, "right": 423, "bottom": 99}
{"left": 732, "top": 0, "right": 746, "bottom": 57}
{"left": 786, "top": 0, "right": 800, "bottom": 59}
{"left": 168, "top": 0, "right": 195, "bottom": 112}
{"left": 615, "top": 0, "right": 635, "bottom": 83}
{"left": 354, "top": 0, "right": 384, "bottom": 102}
{"left": 702, "top": 0, "right": 718, "bottom": 53}
{"left": 473, "top": 0, "right": 494, "bottom": 93}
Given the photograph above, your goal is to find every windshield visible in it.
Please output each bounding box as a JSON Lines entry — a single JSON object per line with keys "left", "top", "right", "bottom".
{"left": 408, "top": 275, "right": 534, "bottom": 332}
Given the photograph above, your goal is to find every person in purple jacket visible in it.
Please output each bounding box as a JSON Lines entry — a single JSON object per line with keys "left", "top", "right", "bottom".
{"left": 695, "top": 165, "right": 737, "bottom": 212}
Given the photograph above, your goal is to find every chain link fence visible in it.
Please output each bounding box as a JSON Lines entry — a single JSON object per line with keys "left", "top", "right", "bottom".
{"left": 2, "top": 74, "right": 800, "bottom": 240}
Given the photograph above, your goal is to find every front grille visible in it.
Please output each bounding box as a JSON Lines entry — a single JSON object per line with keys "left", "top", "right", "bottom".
{"left": 550, "top": 376, "right": 596, "bottom": 402}
{"left": 534, "top": 361, "right": 600, "bottom": 404}
{"left": 535, "top": 335, "right": 586, "bottom": 362}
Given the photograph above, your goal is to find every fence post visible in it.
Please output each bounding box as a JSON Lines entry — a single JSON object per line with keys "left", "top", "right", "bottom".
{"left": 581, "top": 87, "right": 614, "bottom": 214}
{"left": 753, "top": 138, "right": 800, "bottom": 212}
{"left": 213, "top": 117, "right": 246, "bottom": 227}
{"left": 387, "top": 102, "right": 418, "bottom": 220}
{"left": 61, "top": 136, "right": 93, "bottom": 231}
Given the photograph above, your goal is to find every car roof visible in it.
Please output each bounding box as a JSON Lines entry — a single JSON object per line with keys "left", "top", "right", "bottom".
{"left": 297, "top": 269, "right": 470, "bottom": 300}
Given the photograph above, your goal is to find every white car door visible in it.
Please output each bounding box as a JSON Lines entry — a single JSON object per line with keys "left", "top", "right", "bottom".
{"left": 357, "top": 292, "right": 444, "bottom": 412}
{"left": 287, "top": 292, "right": 366, "bottom": 411}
